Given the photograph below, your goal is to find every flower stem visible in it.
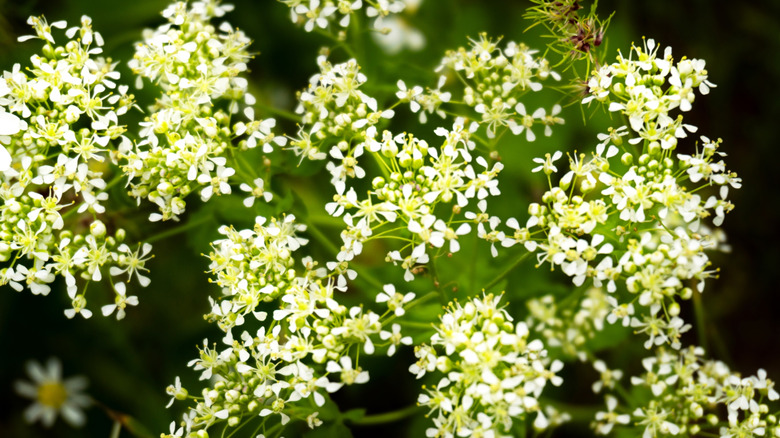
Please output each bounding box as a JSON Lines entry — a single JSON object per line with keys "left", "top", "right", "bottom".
{"left": 110, "top": 421, "right": 122, "bottom": 438}
{"left": 692, "top": 289, "right": 709, "bottom": 353}
{"left": 144, "top": 214, "right": 213, "bottom": 244}
{"left": 483, "top": 251, "right": 533, "bottom": 292}
{"left": 348, "top": 404, "right": 424, "bottom": 426}
{"left": 254, "top": 101, "right": 300, "bottom": 123}
{"left": 93, "top": 399, "right": 154, "bottom": 438}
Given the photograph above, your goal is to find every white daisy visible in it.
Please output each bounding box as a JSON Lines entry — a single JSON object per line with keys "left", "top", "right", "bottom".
{"left": 14, "top": 358, "right": 90, "bottom": 427}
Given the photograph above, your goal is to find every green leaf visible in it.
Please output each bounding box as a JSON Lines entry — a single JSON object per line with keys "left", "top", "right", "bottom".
{"left": 314, "top": 394, "right": 341, "bottom": 422}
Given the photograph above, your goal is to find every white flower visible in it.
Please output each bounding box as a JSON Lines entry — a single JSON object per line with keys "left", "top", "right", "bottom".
{"left": 592, "top": 360, "right": 623, "bottom": 394}
{"left": 0, "top": 111, "right": 24, "bottom": 170}
{"left": 531, "top": 151, "right": 563, "bottom": 174}
{"left": 165, "top": 376, "right": 188, "bottom": 408}
{"left": 239, "top": 177, "right": 273, "bottom": 207}
{"left": 379, "top": 323, "right": 412, "bottom": 356}
{"left": 17, "top": 16, "right": 67, "bottom": 43}
{"left": 110, "top": 243, "right": 153, "bottom": 287}
{"left": 101, "top": 282, "right": 139, "bottom": 320}
{"left": 396, "top": 80, "right": 423, "bottom": 112}
{"left": 372, "top": 15, "right": 425, "bottom": 54}
{"left": 376, "top": 284, "right": 416, "bottom": 316}
{"left": 198, "top": 165, "right": 235, "bottom": 201}
{"left": 326, "top": 356, "right": 369, "bottom": 386}
{"left": 754, "top": 369, "right": 780, "bottom": 401}
{"left": 14, "top": 358, "right": 90, "bottom": 427}
{"left": 508, "top": 102, "right": 544, "bottom": 141}
{"left": 594, "top": 395, "right": 630, "bottom": 435}
{"left": 295, "top": 0, "right": 337, "bottom": 32}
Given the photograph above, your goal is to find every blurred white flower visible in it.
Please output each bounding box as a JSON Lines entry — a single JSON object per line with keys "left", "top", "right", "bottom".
{"left": 372, "top": 15, "right": 425, "bottom": 54}
{"left": 14, "top": 358, "right": 90, "bottom": 427}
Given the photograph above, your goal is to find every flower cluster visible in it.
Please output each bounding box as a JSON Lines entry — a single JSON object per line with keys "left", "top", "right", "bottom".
{"left": 289, "top": 56, "right": 394, "bottom": 163}
{"left": 279, "top": 0, "right": 408, "bottom": 34}
{"left": 165, "top": 215, "right": 416, "bottom": 436}
{"left": 593, "top": 346, "right": 780, "bottom": 437}
{"left": 499, "top": 39, "right": 739, "bottom": 349}
{"left": 411, "top": 293, "right": 564, "bottom": 437}
{"left": 525, "top": 288, "right": 613, "bottom": 361}
{"left": 122, "top": 1, "right": 285, "bottom": 221}
{"left": 289, "top": 57, "right": 507, "bottom": 282}
{"left": 398, "top": 34, "right": 563, "bottom": 139}
{"left": 0, "top": 16, "right": 152, "bottom": 319}
{"left": 325, "top": 117, "right": 504, "bottom": 281}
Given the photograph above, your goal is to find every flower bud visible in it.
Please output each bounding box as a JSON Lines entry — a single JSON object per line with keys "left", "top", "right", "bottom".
{"left": 90, "top": 220, "right": 106, "bottom": 238}
{"left": 648, "top": 141, "right": 660, "bottom": 156}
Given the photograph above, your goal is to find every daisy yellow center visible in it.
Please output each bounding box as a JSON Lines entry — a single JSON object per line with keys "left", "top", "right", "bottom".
{"left": 37, "top": 382, "right": 68, "bottom": 408}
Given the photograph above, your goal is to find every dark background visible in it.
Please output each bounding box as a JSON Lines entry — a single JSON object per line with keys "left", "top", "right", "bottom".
{"left": 1, "top": 0, "right": 779, "bottom": 436}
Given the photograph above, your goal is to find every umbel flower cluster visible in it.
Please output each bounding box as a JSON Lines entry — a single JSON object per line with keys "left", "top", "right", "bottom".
{"left": 289, "top": 55, "right": 394, "bottom": 162}
{"left": 121, "top": 1, "right": 285, "bottom": 221}
{"left": 5, "top": 2, "right": 776, "bottom": 438}
{"left": 279, "top": 0, "right": 408, "bottom": 34}
{"left": 497, "top": 39, "right": 740, "bottom": 352}
{"left": 163, "top": 215, "right": 419, "bottom": 437}
{"left": 594, "top": 346, "right": 780, "bottom": 437}
{"left": 398, "top": 34, "right": 564, "bottom": 139}
{"left": 0, "top": 16, "right": 152, "bottom": 319}
{"left": 524, "top": 288, "right": 613, "bottom": 361}
{"left": 411, "top": 293, "right": 566, "bottom": 437}
{"left": 290, "top": 55, "right": 505, "bottom": 282}
{"left": 326, "top": 118, "right": 505, "bottom": 281}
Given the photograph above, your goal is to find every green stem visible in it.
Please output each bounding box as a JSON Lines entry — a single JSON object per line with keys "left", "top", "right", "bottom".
{"left": 105, "top": 172, "right": 127, "bottom": 191}
{"left": 350, "top": 10, "right": 366, "bottom": 63}
{"left": 692, "top": 289, "right": 709, "bottom": 353}
{"left": 396, "top": 320, "right": 434, "bottom": 330}
{"left": 427, "top": 250, "right": 447, "bottom": 302}
{"left": 314, "top": 28, "right": 358, "bottom": 59}
{"left": 306, "top": 213, "right": 346, "bottom": 228}
{"left": 110, "top": 421, "right": 121, "bottom": 438}
{"left": 348, "top": 404, "right": 424, "bottom": 426}
{"left": 405, "top": 291, "right": 439, "bottom": 312}
{"left": 253, "top": 419, "right": 281, "bottom": 438}
{"left": 613, "top": 381, "right": 634, "bottom": 408}
{"left": 483, "top": 251, "right": 533, "bottom": 292}
{"left": 225, "top": 415, "right": 258, "bottom": 438}
{"left": 93, "top": 399, "right": 154, "bottom": 438}
{"left": 469, "top": 232, "right": 478, "bottom": 292}
{"left": 304, "top": 221, "right": 342, "bottom": 256}
{"left": 254, "top": 102, "right": 300, "bottom": 123}
{"left": 708, "top": 318, "right": 733, "bottom": 365}
{"left": 144, "top": 214, "right": 213, "bottom": 244}
{"left": 369, "top": 150, "right": 391, "bottom": 180}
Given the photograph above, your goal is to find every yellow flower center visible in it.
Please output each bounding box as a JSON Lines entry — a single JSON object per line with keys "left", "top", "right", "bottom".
{"left": 37, "top": 382, "right": 68, "bottom": 408}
